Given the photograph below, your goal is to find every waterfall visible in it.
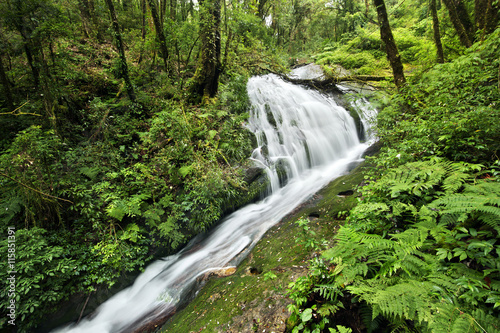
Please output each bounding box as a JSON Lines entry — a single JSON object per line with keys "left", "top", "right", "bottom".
{"left": 52, "top": 73, "right": 373, "bottom": 333}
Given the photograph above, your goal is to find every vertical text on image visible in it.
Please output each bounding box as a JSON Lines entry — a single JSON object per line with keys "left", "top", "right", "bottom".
{"left": 7, "top": 226, "right": 16, "bottom": 326}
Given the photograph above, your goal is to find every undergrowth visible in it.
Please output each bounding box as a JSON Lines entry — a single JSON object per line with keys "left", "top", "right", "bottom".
{"left": 287, "top": 28, "right": 500, "bottom": 333}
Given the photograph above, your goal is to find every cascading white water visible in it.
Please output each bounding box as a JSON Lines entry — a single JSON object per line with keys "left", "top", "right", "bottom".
{"left": 53, "top": 72, "right": 374, "bottom": 333}
{"left": 337, "top": 84, "right": 378, "bottom": 142}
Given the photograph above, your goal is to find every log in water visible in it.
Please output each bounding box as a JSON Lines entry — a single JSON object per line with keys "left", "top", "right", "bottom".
{"left": 53, "top": 72, "right": 375, "bottom": 333}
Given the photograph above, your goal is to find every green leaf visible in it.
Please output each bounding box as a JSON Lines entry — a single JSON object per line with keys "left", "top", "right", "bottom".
{"left": 179, "top": 165, "right": 192, "bottom": 178}
{"left": 208, "top": 130, "right": 217, "bottom": 139}
{"left": 302, "top": 308, "right": 313, "bottom": 322}
{"left": 106, "top": 201, "right": 126, "bottom": 221}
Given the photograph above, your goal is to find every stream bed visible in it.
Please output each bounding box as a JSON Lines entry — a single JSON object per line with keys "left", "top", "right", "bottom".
{"left": 53, "top": 69, "right": 375, "bottom": 333}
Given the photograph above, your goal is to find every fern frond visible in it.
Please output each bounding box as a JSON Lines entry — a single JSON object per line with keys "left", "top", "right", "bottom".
{"left": 314, "top": 284, "right": 340, "bottom": 301}
{"left": 350, "top": 280, "right": 434, "bottom": 324}
{"left": 432, "top": 183, "right": 500, "bottom": 231}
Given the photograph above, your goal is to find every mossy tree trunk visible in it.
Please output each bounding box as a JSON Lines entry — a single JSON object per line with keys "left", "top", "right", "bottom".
{"left": 104, "top": 0, "right": 136, "bottom": 102}
{"left": 430, "top": 0, "right": 445, "bottom": 63}
{"left": 373, "top": 0, "right": 406, "bottom": 89}
{"left": 88, "top": 0, "right": 104, "bottom": 42}
{"left": 147, "top": 0, "right": 170, "bottom": 73}
{"left": 475, "top": 0, "right": 499, "bottom": 36}
{"left": 442, "top": 0, "right": 473, "bottom": 47}
{"left": 189, "top": 0, "right": 221, "bottom": 102}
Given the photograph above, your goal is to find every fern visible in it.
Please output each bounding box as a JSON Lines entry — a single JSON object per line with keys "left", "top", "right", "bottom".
{"left": 350, "top": 280, "right": 435, "bottom": 324}
{"left": 431, "top": 180, "right": 500, "bottom": 232}
{"left": 371, "top": 160, "right": 473, "bottom": 202}
{"left": 288, "top": 161, "right": 499, "bottom": 333}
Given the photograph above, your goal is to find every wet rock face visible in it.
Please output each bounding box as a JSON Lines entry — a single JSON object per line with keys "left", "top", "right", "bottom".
{"left": 287, "top": 63, "right": 326, "bottom": 81}
{"left": 244, "top": 167, "right": 263, "bottom": 184}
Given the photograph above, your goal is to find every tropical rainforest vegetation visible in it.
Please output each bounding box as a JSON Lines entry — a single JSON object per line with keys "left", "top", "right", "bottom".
{"left": 0, "top": 0, "right": 498, "bottom": 331}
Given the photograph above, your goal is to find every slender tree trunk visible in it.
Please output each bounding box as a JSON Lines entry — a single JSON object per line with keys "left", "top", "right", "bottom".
{"left": 221, "top": 29, "right": 232, "bottom": 74}
{"left": 442, "top": 0, "right": 473, "bottom": 47}
{"left": 38, "top": 45, "right": 58, "bottom": 130}
{"left": 147, "top": 0, "right": 170, "bottom": 72}
{"left": 430, "top": 0, "right": 444, "bottom": 63}
{"left": 170, "top": 0, "right": 177, "bottom": 20}
{"left": 476, "top": 0, "right": 500, "bottom": 35}
{"left": 104, "top": 0, "right": 137, "bottom": 102}
{"left": 23, "top": 44, "right": 40, "bottom": 88}
{"left": 160, "top": 0, "right": 167, "bottom": 24}
{"left": 139, "top": 0, "right": 147, "bottom": 63}
{"left": 373, "top": 0, "right": 406, "bottom": 89}
{"left": 0, "top": 55, "right": 14, "bottom": 111}
{"left": 188, "top": 0, "right": 221, "bottom": 101}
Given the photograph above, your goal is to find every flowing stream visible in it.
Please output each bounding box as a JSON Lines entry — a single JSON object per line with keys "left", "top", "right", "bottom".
{"left": 53, "top": 71, "right": 375, "bottom": 333}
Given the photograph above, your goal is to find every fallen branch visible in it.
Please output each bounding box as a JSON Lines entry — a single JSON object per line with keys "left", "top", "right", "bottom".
{"left": 279, "top": 74, "right": 390, "bottom": 90}
{"left": 0, "top": 101, "right": 41, "bottom": 117}
{"left": 77, "top": 292, "right": 92, "bottom": 324}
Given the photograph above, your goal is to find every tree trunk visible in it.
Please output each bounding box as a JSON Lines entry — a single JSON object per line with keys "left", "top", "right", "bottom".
{"left": 23, "top": 44, "right": 40, "bottom": 87}
{"left": 0, "top": 55, "right": 14, "bottom": 111}
{"left": 373, "top": 0, "right": 406, "bottom": 89}
{"left": 442, "top": 0, "right": 473, "bottom": 47}
{"left": 476, "top": 0, "right": 500, "bottom": 35}
{"left": 485, "top": 0, "right": 499, "bottom": 34}
{"left": 104, "top": 0, "right": 137, "bottom": 102}
{"left": 475, "top": 0, "right": 488, "bottom": 32}
{"left": 454, "top": 0, "right": 474, "bottom": 36}
{"left": 188, "top": 0, "right": 221, "bottom": 101}
{"left": 430, "top": 0, "right": 444, "bottom": 63}
{"left": 77, "top": 0, "right": 93, "bottom": 38}
{"left": 170, "top": 0, "right": 177, "bottom": 20}
{"left": 138, "top": 0, "right": 147, "bottom": 64}
{"left": 38, "top": 45, "right": 58, "bottom": 130}
{"left": 147, "top": 0, "right": 170, "bottom": 72}
{"left": 160, "top": 0, "right": 167, "bottom": 23}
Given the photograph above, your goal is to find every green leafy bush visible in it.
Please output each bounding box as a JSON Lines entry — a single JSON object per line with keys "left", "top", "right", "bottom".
{"left": 377, "top": 29, "right": 500, "bottom": 167}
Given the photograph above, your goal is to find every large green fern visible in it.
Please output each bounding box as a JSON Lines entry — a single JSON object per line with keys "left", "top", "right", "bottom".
{"left": 288, "top": 160, "right": 500, "bottom": 333}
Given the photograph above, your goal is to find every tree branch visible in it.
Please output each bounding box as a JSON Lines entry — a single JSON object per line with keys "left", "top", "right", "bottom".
{"left": 0, "top": 171, "right": 74, "bottom": 204}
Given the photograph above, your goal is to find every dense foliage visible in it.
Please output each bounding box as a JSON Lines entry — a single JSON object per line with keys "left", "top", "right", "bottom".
{"left": 0, "top": 0, "right": 288, "bottom": 331}
{"left": 0, "top": 0, "right": 498, "bottom": 331}
{"left": 287, "top": 20, "right": 499, "bottom": 333}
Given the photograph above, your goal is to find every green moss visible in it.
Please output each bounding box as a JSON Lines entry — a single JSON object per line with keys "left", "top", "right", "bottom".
{"left": 161, "top": 162, "right": 368, "bottom": 332}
